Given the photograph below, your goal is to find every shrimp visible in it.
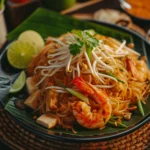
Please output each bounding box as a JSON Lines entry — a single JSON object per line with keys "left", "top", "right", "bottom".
{"left": 126, "top": 57, "right": 148, "bottom": 82}
{"left": 71, "top": 77, "right": 112, "bottom": 129}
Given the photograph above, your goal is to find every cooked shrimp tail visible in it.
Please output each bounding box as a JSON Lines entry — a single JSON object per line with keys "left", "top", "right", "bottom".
{"left": 72, "top": 77, "right": 112, "bottom": 129}
{"left": 126, "top": 57, "right": 148, "bottom": 82}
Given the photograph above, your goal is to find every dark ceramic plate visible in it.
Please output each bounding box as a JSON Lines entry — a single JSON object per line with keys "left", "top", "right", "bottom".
{"left": 0, "top": 20, "right": 150, "bottom": 142}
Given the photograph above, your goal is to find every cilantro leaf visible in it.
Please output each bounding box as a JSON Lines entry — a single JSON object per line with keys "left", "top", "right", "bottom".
{"left": 69, "top": 44, "right": 82, "bottom": 56}
{"left": 69, "top": 30, "right": 99, "bottom": 57}
{"left": 87, "top": 37, "right": 99, "bottom": 47}
{"left": 71, "top": 30, "right": 82, "bottom": 38}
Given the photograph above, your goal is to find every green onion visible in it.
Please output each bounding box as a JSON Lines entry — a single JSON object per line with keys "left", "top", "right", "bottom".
{"left": 110, "top": 115, "right": 121, "bottom": 119}
{"left": 99, "top": 71, "right": 124, "bottom": 83}
{"left": 108, "top": 120, "right": 128, "bottom": 128}
{"left": 56, "top": 80, "right": 89, "bottom": 104}
{"left": 106, "top": 72, "right": 125, "bottom": 84}
{"left": 86, "top": 44, "right": 92, "bottom": 60}
{"left": 56, "top": 80, "right": 66, "bottom": 88}
{"left": 66, "top": 88, "right": 89, "bottom": 104}
{"left": 117, "top": 122, "right": 128, "bottom": 128}
{"left": 137, "top": 100, "right": 145, "bottom": 116}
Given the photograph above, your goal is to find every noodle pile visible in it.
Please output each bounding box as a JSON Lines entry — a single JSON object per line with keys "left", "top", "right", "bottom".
{"left": 26, "top": 30, "right": 150, "bottom": 130}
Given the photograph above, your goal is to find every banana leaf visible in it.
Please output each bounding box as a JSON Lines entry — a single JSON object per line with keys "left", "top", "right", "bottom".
{"left": 7, "top": 8, "right": 133, "bottom": 43}
{"left": 1, "top": 8, "right": 150, "bottom": 137}
{"left": 4, "top": 97, "right": 150, "bottom": 136}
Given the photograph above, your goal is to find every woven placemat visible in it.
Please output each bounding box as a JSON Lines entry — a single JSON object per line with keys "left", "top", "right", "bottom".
{"left": 0, "top": 105, "right": 150, "bottom": 150}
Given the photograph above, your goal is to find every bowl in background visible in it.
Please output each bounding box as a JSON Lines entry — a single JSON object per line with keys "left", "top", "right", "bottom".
{"left": 120, "top": 0, "right": 150, "bottom": 22}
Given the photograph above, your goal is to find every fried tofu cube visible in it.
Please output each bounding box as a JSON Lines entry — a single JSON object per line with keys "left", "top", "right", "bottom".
{"left": 24, "top": 90, "right": 40, "bottom": 109}
{"left": 26, "top": 77, "right": 38, "bottom": 94}
{"left": 36, "top": 114, "right": 57, "bottom": 129}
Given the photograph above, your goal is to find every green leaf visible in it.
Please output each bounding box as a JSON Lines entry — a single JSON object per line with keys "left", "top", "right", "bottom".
{"left": 69, "top": 30, "right": 99, "bottom": 56}
{"left": 4, "top": 96, "right": 150, "bottom": 136}
{"left": 69, "top": 43, "right": 82, "bottom": 56}
{"left": 71, "top": 29, "right": 82, "bottom": 37}
{"left": 81, "top": 31, "right": 87, "bottom": 39}
{"left": 85, "top": 29, "right": 96, "bottom": 36}
{"left": 7, "top": 8, "right": 133, "bottom": 42}
{"left": 87, "top": 37, "right": 98, "bottom": 47}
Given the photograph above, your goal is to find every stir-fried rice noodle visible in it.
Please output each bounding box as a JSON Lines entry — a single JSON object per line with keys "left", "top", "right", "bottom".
{"left": 27, "top": 31, "right": 150, "bottom": 131}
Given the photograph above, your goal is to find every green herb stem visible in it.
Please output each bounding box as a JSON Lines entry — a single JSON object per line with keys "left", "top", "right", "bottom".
{"left": 86, "top": 45, "right": 92, "bottom": 60}
{"left": 110, "top": 115, "right": 121, "bottom": 119}
{"left": 106, "top": 72, "right": 124, "bottom": 83}
{"left": 108, "top": 119, "right": 128, "bottom": 128}
{"left": 66, "top": 88, "right": 89, "bottom": 104}
{"left": 69, "top": 30, "right": 98, "bottom": 58}
{"left": 137, "top": 100, "right": 145, "bottom": 116}
{"left": 107, "top": 120, "right": 115, "bottom": 126}
{"left": 99, "top": 71, "right": 124, "bottom": 84}
{"left": 117, "top": 122, "right": 128, "bottom": 128}
{"left": 56, "top": 80, "right": 89, "bottom": 104}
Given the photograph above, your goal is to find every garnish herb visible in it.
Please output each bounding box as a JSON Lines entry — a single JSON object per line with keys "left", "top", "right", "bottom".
{"left": 137, "top": 100, "right": 145, "bottom": 116}
{"left": 69, "top": 30, "right": 99, "bottom": 59}
{"left": 56, "top": 80, "right": 89, "bottom": 104}
{"left": 99, "top": 71, "right": 125, "bottom": 84}
{"left": 108, "top": 116, "right": 128, "bottom": 128}
{"left": 106, "top": 72, "right": 125, "bottom": 84}
{"left": 69, "top": 41, "right": 83, "bottom": 56}
{"left": 108, "top": 120, "right": 128, "bottom": 128}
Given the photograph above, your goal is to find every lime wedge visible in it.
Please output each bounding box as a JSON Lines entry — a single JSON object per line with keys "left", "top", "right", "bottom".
{"left": 7, "top": 40, "right": 37, "bottom": 69}
{"left": 18, "top": 30, "right": 44, "bottom": 53}
{"left": 9, "top": 71, "right": 26, "bottom": 93}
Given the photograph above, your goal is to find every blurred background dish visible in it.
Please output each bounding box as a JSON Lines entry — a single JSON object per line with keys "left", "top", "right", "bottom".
{"left": 120, "top": 0, "right": 150, "bottom": 21}
{"left": 93, "top": 9, "right": 132, "bottom": 28}
{"left": 93, "top": 9, "right": 146, "bottom": 36}
{"left": 72, "top": 8, "right": 146, "bottom": 37}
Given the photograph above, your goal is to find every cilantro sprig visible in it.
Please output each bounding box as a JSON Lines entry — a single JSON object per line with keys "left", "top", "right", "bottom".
{"left": 69, "top": 30, "right": 99, "bottom": 59}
